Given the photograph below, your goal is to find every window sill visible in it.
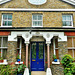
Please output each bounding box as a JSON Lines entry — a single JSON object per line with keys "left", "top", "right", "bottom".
{"left": 32, "top": 26, "right": 43, "bottom": 27}
{"left": 0, "top": 62, "right": 8, "bottom": 65}
{"left": 52, "top": 61, "right": 60, "bottom": 64}
{"left": 15, "top": 61, "right": 23, "bottom": 64}
{"left": 1, "top": 26, "right": 12, "bottom": 27}
{"left": 62, "top": 26, "right": 73, "bottom": 27}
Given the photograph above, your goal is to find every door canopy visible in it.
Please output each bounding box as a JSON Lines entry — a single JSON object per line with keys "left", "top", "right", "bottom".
{"left": 8, "top": 31, "right": 67, "bottom": 44}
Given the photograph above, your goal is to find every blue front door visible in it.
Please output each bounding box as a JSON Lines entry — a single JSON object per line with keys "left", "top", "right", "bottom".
{"left": 31, "top": 42, "right": 44, "bottom": 71}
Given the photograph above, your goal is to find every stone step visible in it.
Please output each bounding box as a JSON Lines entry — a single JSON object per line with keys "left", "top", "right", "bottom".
{"left": 31, "top": 71, "right": 46, "bottom": 75}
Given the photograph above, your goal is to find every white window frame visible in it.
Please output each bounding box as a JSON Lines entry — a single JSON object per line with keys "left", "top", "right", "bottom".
{"left": 68, "top": 36, "right": 75, "bottom": 58}
{"left": 62, "top": 15, "right": 73, "bottom": 27}
{"left": 1, "top": 14, "right": 12, "bottom": 27}
{"left": 0, "top": 36, "right": 8, "bottom": 59}
{"left": 32, "top": 14, "right": 43, "bottom": 27}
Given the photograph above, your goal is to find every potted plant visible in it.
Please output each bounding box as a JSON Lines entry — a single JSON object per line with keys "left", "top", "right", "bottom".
{"left": 53, "top": 55, "right": 57, "bottom": 62}
{"left": 17, "top": 54, "right": 20, "bottom": 62}
{"left": 0, "top": 57, "right": 4, "bottom": 62}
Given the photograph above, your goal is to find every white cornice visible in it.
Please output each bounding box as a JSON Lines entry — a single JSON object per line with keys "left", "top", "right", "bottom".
{"left": 0, "top": 8, "right": 75, "bottom": 11}
{"left": 62, "top": 0, "right": 75, "bottom": 5}
{"left": 0, "top": 0, "right": 11, "bottom": 4}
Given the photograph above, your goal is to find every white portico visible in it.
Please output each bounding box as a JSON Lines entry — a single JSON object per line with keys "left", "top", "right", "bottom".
{"left": 8, "top": 31, "right": 67, "bottom": 75}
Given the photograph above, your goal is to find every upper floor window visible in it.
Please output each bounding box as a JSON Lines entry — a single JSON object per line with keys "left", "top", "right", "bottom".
{"left": 2, "top": 14, "right": 12, "bottom": 27}
{"left": 62, "top": 15, "right": 73, "bottom": 27}
{"left": 32, "top": 14, "right": 43, "bottom": 27}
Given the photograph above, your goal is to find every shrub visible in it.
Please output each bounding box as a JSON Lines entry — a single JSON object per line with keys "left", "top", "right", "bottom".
{"left": 71, "top": 63, "right": 75, "bottom": 74}
{"left": 0, "top": 65, "right": 12, "bottom": 75}
{"left": 61, "top": 54, "right": 73, "bottom": 68}
{"left": 13, "top": 64, "right": 26, "bottom": 75}
{"left": 61, "top": 54, "right": 75, "bottom": 75}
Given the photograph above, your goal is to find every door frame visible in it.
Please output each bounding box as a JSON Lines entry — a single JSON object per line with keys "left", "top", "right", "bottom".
{"left": 30, "top": 41, "right": 45, "bottom": 71}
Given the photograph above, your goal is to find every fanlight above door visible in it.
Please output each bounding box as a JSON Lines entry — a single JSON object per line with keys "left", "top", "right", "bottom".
{"left": 28, "top": 0, "right": 47, "bottom": 5}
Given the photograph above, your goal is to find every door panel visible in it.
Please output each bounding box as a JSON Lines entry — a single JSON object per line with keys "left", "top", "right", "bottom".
{"left": 38, "top": 43, "right": 44, "bottom": 71}
{"left": 31, "top": 43, "right": 37, "bottom": 70}
{"left": 31, "top": 42, "right": 44, "bottom": 71}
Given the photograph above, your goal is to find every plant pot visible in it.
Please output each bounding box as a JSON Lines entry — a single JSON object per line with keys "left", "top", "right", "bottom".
{"left": 0, "top": 60, "right": 3, "bottom": 63}
{"left": 54, "top": 59, "right": 57, "bottom": 62}
{"left": 4, "top": 59, "right": 7, "bottom": 62}
{"left": 17, "top": 59, "right": 20, "bottom": 62}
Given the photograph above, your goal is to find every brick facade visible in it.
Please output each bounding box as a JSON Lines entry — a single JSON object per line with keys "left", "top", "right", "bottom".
{"left": 0, "top": 12, "right": 75, "bottom": 27}
{"left": 50, "top": 41, "right": 68, "bottom": 75}
{"left": 7, "top": 41, "right": 17, "bottom": 64}
{"left": 0, "top": 0, "right": 74, "bottom": 8}
{"left": 58, "top": 41, "right": 68, "bottom": 61}
{"left": 51, "top": 65, "right": 64, "bottom": 75}
{"left": 0, "top": 0, "right": 74, "bottom": 75}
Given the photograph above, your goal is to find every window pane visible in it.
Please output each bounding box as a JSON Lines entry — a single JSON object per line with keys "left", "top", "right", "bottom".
{"left": 3, "top": 14, "right": 7, "bottom": 20}
{"left": 66, "top": 15, "right": 71, "bottom": 20}
{"left": 38, "top": 21, "right": 42, "bottom": 26}
{"left": 8, "top": 21, "right": 12, "bottom": 26}
{"left": 55, "top": 49, "right": 59, "bottom": 59}
{"left": 73, "top": 37, "right": 75, "bottom": 47}
{"left": 55, "top": 38, "right": 58, "bottom": 48}
{"left": 2, "top": 49, "right": 7, "bottom": 59}
{"left": 0, "top": 37, "right": 1, "bottom": 47}
{"left": 66, "top": 21, "right": 71, "bottom": 26}
{"left": 33, "top": 15, "right": 37, "bottom": 20}
{"left": 32, "top": 43, "right": 36, "bottom": 59}
{"left": 3, "top": 37, "right": 7, "bottom": 47}
{"left": 67, "top": 37, "right": 72, "bottom": 47}
{"left": 62, "top": 15, "right": 66, "bottom": 20}
{"left": 38, "top": 15, "right": 42, "bottom": 20}
{"left": 8, "top": 14, "right": 12, "bottom": 20}
{"left": 33, "top": 21, "right": 38, "bottom": 26}
{"left": 68, "top": 49, "right": 73, "bottom": 57}
{"left": 39, "top": 43, "right": 43, "bottom": 59}
{"left": 3, "top": 21, "right": 7, "bottom": 26}
{"left": 17, "top": 38, "right": 20, "bottom": 48}
{"left": 62, "top": 21, "right": 66, "bottom": 26}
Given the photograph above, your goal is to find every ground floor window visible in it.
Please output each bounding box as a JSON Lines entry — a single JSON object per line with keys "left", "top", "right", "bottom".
{"left": 53, "top": 37, "right": 59, "bottom": 59}
{"left": 0, "top": 37, "right": 8, "bottom": 59}
{"left": 17, "top": 37, "right": 22, "bottom": 61}
{"left": 67, "top": 37, "right": 75, "bottom": 58}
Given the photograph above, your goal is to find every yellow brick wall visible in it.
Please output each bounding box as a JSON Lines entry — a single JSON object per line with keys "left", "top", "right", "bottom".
{"left": 0, "top": 0, "right": 74, "bottom": 9}
{"left": 0, "top": 11, "right": 75, "bottom": 27}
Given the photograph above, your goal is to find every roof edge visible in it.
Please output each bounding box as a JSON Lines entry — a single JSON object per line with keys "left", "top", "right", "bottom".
{"left": 62, "top": 0, "right": 75, "bottom": 5}
{"left": 0, "top": 0, "right": 11, "bottom": 5}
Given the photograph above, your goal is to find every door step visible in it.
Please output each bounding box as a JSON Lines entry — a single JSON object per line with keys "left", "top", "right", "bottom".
{"left": 31, "top": 71, "right": 46, "bottom": 75}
